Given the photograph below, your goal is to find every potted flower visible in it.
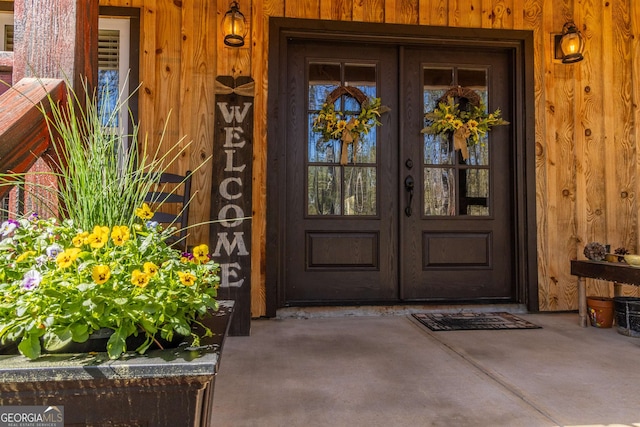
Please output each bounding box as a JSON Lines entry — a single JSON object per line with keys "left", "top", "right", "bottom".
{"left": 0, "top": 210, "right": 219, "bottom": 359}
{"left": 0, "top": 79, "right": 219, "bottom": 360}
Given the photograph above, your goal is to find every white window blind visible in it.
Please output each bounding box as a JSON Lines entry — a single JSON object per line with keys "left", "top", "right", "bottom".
{"left": 98, "top": 29, "right": 119, "bottom": 71}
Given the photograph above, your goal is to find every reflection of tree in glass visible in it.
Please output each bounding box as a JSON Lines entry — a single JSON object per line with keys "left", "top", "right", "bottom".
{"left": 97, "top": 70, "right": 120, "bottom": 128}
{"left": 309, "top": 167, "right": 340, "bottom": 215}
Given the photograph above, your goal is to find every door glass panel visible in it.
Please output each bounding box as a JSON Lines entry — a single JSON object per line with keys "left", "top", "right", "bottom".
{"left": 308, "top": 116, "right": 340, "bottom": 163}
{"left": 461, "top": 169, "right": 490, "bottom": 216}
{"left": 345, "top": 63, "right": 377, "bottom": 107}
{"left": 344, "top": 167, "right": 376, "bottom": 215}
{"left": 424, "top": 133, "right": 453, "bottom": 165}
{"left": 423, "top": 66, "right": 491, "bottom": 216}
{"left": 308, "top": 166, "right": 342, "bottom": 215}
{"left": 309, "top": 62, "right": 340, "bottom": 109}
{"left": 423, "top": 167, "right": 455, "bottom": 216}
{"left": 423, "top": 67, "right": 453, "bottom": 112}
{"left": 465, "top": 137, "right": 489, "bottom": 166}
{"left": 355, "top": 126, "right": 376, "bottom": 163}
{"left": 458, "top": 68, "right": 487, "bottom": 89}
{"left": 307, "top": 61, "right": 378, "bottom": 216}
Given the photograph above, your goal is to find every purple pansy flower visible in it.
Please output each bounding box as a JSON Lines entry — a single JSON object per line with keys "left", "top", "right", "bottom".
{"left": 46, "top": 244, "right": 63, "bottom": 259}
{"left": 21, "top": 270, "right": 42, "bottom": 290}
{"left": 0, "top": 219, "right": 19, "bottom": 237}
{"left": 35, "top": 255, "right": 48, "bottom": 266}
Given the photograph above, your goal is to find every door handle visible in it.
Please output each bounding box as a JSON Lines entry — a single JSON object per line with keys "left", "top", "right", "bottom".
{"left": 404, "top": 175, "right": 414, "bottom": 217}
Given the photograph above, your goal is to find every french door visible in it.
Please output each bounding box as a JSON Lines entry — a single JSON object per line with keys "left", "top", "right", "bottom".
{"left": 280, "top": 40, "right": 516, "bottom": 305}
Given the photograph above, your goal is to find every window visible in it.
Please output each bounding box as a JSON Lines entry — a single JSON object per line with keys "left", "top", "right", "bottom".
{"left": 98, "top": 17, "right": 131, "bottom": 138}
{"left": 0, "top": 12, "right": 12, "bottom": 50}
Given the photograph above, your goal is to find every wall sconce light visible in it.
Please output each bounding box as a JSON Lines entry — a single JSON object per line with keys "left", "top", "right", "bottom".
{"left": 553, "top": 21, "right": 584, "bottom": 64}
{"left": 222, "top": 1, "right": 247, "bottom": 48}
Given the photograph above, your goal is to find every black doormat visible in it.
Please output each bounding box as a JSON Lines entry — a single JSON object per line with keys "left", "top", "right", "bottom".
{"left": 412, "top": 312, "right": 542, "bottom": 331}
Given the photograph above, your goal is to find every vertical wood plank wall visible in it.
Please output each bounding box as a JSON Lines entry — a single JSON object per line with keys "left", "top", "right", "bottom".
{"left": 98, "top": 0, "right": 640, "bottom": 315}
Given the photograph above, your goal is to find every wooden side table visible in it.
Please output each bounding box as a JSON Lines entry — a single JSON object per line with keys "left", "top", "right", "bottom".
{"left": 570, "top": 260, "right": 640, "bottom": 327}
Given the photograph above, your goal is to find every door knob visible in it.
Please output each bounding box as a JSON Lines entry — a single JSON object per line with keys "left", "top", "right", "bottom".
{"left": 404, "top": 175, "right": 414, "bottom": 216}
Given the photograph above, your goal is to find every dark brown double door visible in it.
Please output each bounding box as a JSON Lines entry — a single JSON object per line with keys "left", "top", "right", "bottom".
{"left": 283, "top": 40, "right": 515, "bottom": 305}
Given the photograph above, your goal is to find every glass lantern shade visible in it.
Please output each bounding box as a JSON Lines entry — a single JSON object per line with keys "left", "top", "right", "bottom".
{"left": 222, "top": 2, "right": 247, "bottom": 47}
{"left": 559, "top": 22, "right": 584, "bottom": 63}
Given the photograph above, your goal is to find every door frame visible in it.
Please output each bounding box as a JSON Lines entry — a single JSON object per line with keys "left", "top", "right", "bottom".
{"left": 266, "top": 17, "right": 538, "bottom": 316}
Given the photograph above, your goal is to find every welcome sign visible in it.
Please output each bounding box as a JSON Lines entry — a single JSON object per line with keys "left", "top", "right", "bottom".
{"left": 212, "top": 76, "right": 253, "bottom": 336}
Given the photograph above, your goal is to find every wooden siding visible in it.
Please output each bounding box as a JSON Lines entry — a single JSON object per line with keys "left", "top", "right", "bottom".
{"left": 97, "top": 0, "right": 640, "bottom": 315}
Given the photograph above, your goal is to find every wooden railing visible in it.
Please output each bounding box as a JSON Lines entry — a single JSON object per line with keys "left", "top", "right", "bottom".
{"left": 0, "top": 78, "right": 66, "bottom": 202}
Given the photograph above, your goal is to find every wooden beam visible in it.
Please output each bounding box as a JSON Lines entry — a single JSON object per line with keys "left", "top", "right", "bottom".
{"left": 0, "top": 78, "right": 66, "bottom": 199}
{"left": 12, "top": 0, "right": 98, "bottom": 93}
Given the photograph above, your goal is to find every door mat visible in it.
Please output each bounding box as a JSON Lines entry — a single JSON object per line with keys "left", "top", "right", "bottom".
{"left": 412, "top": 312, "right": 542, "bottom": 331}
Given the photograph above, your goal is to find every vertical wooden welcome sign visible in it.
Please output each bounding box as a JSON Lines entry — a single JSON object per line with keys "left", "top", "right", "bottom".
{"left": 212, "top": 76, "right": 253, "bottom": 336}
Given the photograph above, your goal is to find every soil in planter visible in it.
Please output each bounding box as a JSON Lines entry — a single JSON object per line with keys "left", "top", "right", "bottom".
{"left": 0, "top": 329, "right": 186, "bottom": 357}
{"left": 46, "top": 329, "right": 186, "bottom": 354}
{"left": 587, "top": 296, "right": 614, "bottom": 328}
{"left": 614, "top": 297, "right": 640, "bottom": 337}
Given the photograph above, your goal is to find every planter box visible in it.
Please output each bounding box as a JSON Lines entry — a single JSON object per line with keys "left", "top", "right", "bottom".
{"left": 0, "top": 300, "right": 234, "bottom": 427}
{"left": 614, "top": 297, "right": 640, "bottom": 337}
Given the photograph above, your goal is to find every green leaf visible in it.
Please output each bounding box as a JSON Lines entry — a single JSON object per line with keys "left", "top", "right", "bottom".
{"left": 173, "top": 320, "right": 191, "bottom": 337}
{"left": 134, "top": 337, "right": 153, "bottom": 354}
{"left": 18, "top": 334, "right": 42, "bottom": 360}
{"left": 139, "top": 318, "right": 157, "bottom": 335}
{"left": 70, "top": 323, "right": 89, "bottom": 342}
{"left": 42, "top": 330, "right": 73, "bottom": 351}
{"left": 107, "top": 327, "right": 127, "bottom": 359}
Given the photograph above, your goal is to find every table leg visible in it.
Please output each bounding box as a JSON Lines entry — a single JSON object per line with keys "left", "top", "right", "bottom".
{"left": 578, "top": 276, "right": 587, "bottom": 327}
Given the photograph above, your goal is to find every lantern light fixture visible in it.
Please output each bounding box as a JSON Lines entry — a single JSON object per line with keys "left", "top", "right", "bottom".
{"left": 554, "top": 21, "right": 585, "bottom": 64}
{"left": 222, "top": 1, "right": 247, "bottom": 48}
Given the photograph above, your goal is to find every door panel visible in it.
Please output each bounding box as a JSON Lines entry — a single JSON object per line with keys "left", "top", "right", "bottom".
{"left": 284, "top": 41, "right": 399, "bottom": 303}
{"left": 400, "top": 47, "right": 514, "bottom": 301}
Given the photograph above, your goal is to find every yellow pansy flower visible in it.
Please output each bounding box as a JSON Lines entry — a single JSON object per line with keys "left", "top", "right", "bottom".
{"left": 135, "top": 203, "right": 154, "bottom": 220}
{"left": 16, "top": 250, "right": 36, "bottom": 263}
{"left": 143, "top": 262, "right": 158, "bottom": 276}
{"left": 131, "top": 269, "right": 150, "bottom": 288}
{"left": 72, "top": 231, "right": 89, "bottom": 247}
{"left": 178, "top": 271, "right": 196, "bottom": 287}
{"left": 192, "top": 244, "right": 210, "bottom": 264}
{"left": 92, "top": 264, "right": 111, "bottom": 284}
{"left": 87, "top": 232, "right": 108, "bottom": 249}
{"left": 56, "top": 248, "right": 81, "bottom": 269}
{"left": 467, "top": 119, "right": 479, "bottom": 130}
{"left": 111, "top": 225, "right": 130, "bottom": 246}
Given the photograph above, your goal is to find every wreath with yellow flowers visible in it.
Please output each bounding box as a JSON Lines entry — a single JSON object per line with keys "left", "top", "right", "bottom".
{"left": 421, "top": 86, "right": 509, "bottom": 160}
{"left": 312, "top": 86, "right": 388, "bottom": 165}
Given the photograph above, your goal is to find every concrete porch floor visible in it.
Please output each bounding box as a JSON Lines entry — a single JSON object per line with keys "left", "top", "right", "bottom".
{"left": 211, "top": 308, "right": 640, "bottom": 427}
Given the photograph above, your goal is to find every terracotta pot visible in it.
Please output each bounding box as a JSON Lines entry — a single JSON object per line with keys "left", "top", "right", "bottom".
{"left": 587, "top": 296, "right": 614, "bottom": 328}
